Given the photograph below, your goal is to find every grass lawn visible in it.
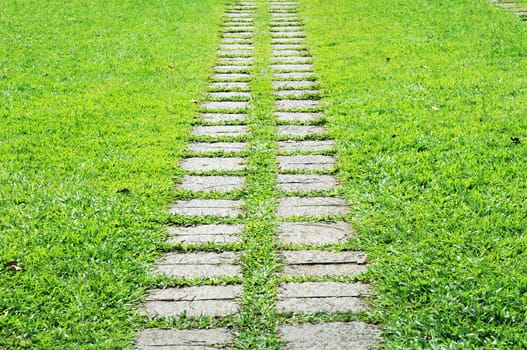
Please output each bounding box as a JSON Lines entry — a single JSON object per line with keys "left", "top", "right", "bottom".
{"left": 0, "top": 0, "right": 225, "bottom": 348}
{"left": 300, "top": 0, "right": 527, "bottom": 347}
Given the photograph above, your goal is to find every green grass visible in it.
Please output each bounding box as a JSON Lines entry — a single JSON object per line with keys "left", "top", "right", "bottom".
{"left": 0, "top": 0, "right": 226, "bottom": 348}
{"left": 300, "top": 0, "right": 527, "bottom": 348}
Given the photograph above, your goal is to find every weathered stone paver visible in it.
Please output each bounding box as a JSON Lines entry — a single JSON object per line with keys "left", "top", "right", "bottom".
{"left": 137, "top": 328, "right": 233, "bottom": 350}
{"left": 275, "top": 90, "right": 319, "bottom": 98}
{"left": 277, "top": 155, "right": 335, "bottom": 171}
{"left": 201, "top": 112, "right": 247, "bottom": 123}
{"left": 210, "top": 81, "right": 250, "bottom": 90}
{"left": 277, "top": 125, "right": 325, "bottom": 137}
{"left": 192, "top": 125, "right": 248, "bottom": 137}
{"left": 277, "top": 140, "right": 334, "bottom": 152}
{"left": 274, "top": 71, "right": 313, "bottom": 79}
{"left": 153, "top": 251, "right": 241, "bottom": 278}
{"left": 180, "top": 175, "right": 245, "bottom": 192}
{"left": 168, "top": 199, "right": 244, "bottom": 217}
{"left": 188, "top": 141, "right": 246, "bottom": 153}
{"left": 276, "top": 99, "right": 319, "bottom": 110}
{"left": 167, "top": 224, "right": 243, "bottom": 244}
{"left": 275, "top": 111, "right": 322, "bottom": 122}
{"left": 277, "top": 174, "right": 336, "bottom": 192}
{"left": 276, "top": 197, "right": 349, "bottom": 217}
{"left": 201, "top": 101, "right": 249, "bottom": 111}
{"left": 280, "top": 250, "right": 367, "bottom": 277}
{"left": 182, "top": 157, "right": 246, "bottom": 172}
{"left": 273, "top": 80, "right": 315, "bottom": 89}
{"left": 278, "top": 221, "right": 352, "bottom": 245}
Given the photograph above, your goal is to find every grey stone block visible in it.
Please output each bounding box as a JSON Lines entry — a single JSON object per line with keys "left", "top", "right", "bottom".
{"left": 277, "top": 125, "right": 325, "bottom": 137}
{"left": 277, "top": 174, "right": 336, "bottom": 192}
{"left": 213, "top": 73, "right": 251, "bottom": 81}
{"left": 187, "top": 142, "right": 246, "bottom": 153}
{"left": 222, "top": 27, "right": 255, "bottom": 32}
{"left": 221, "top": 37, "right": 253, "bottom": 43}
{"left": 181, "top": 157, "right": 246, "bottom": 172}
{"left": 200, "top": 113, "right": 247, "bottom": 123}
{"left": 272, "top": 56, "right": 311, "bottom": 63}
{"left": 278, "top": 322, "right": 380, "bottom": 350}
{"left": 276, "top": 99, "right": 320, "bottom": 110}
{"left": 280, "top": 250, "right": 367, "bottom": 277}
{"left": 168, "top": 199, "right": 244, "bottom": 217}
{"left": 167, "top": 224, "right": 243, "bottom": 244}
{"left": 218, "top": 44, "right": 254, "bottom": 50}
{"left": 277, "top": 140, "right": 334, "bottom": 152}
{"left": 192, "top": 125, "right": 248, "bottom": 137}
{"left": 270, "top": 44, "right": 305, "bottom": 50}
{"left": 208, "top": 91, "right": 250, "bottom": 99}
{"left": 136, "top": 328, "right": 233, "bottom": 350}
{"left": 273, "top": 49, "right": 308, "bottom": 56}
{"left": 276, "top": 282, "right": 370, "bottom": 313}
{"left": 271, "top": 64, "right": 313, "bottom": 71}
{"left": 271, "top": 37, "right": 306, "bottom": 44}
{"left": 143, "top": 284, "right": 242, "bottom": 317}
{"left": 278, "top": 221, "right": 352, "bottom": 245}
{"left": 201, "top": 101, "right": 249, "bottom": 111}
{"left": 276, "top": 197, "right": 348, "bottom": 217}
{"left": 180, "top": 175, "right": 245, "bottom": 192}
{"left": 153, "top": 251, "right": 241, "bottom": 278}
{"left": 273, "top": 80, "right": 315, "bottom": 89}
{"left": 214, "top": 65, "right": 252, "bottom": 73}
{"left": 275, "top": 111, "right": 322, "bottom": 122}
{"left": 222, "top": 32, "right": 253, "bottom": 38}
{"left": 216, "top": 50, "right": 253, "bottom": 57}
{"left": 275, "top": 90, "right": 319, "bottom": 98}
{"left": 274, "top": 72, "right": 313, "bottom": 79}
{"left": 271, "top": 32, "right": 304, "bottom": 38}
{"left": 209, "top": 81, "right": 250, "bottom": 90}
{"left": 277, "top": 155, "right": 335, "bottom": 171}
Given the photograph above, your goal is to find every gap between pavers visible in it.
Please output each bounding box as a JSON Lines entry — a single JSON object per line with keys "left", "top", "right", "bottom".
{"left": 277, "top": 155, "right": 335, "bottom": 171}
{"left": 153, "top": 251, "right": 241, "bottom": 278}
{"left": 181, "top": 157, "right": 246, "bottom": 172}
{"left": 168, "top": 199, "right": 244, "bottom": 218}
{"left": 167, "top": 224, "right": 243, "bottom": 245}
{"left": 136, "top": 328, "right": 233, "bottom": 350}
{"left": 277, "top": 174, "right": 336, "bottom": 192}
{"left": 278, "top": 221, "right": 352, "bottom": 245}
{"left": 180, "top": 175, "right": 245, "bottom": 192}
{"left": 280, "top": 250, "right": 367, "bottom": 277}
{"left": 187, "top": 142, "right": 247, "bottom": 153}
{"left": 276, "top": 197, "right": 348, "bottom": 217}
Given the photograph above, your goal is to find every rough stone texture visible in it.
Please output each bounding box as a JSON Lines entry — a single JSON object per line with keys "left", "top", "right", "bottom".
{"left": 277, "top": 125, "right": 325, "bottom": 137}
{"left": 278, "top": 221, "right": 352, "bottom": 245}
{"left": 273, "top": 49, "right": 308, "bottom": 56}
{"left": 200, "top": 113, "right": 247, "bottom": 123}
{"left": 188, "top": 142, "right": 246, "bottom": 153}
{"left": 277, "top": 155, "right": 335, "bottom": 171}
{"left": 276, "top": 282, "right": 370, "bottom": 313}
{"left": 167, "top": 224, "right": 243, "bottom": 244}
{"left": 273, "top": 80, "right": 316, "bottom": 89}
{"left": 272, "top": 56, "right": 311, "bottom": 63}
{"left": 208, "top": 91, "right": 251, "bottom": 99}
{"left": 218, "top": 44, "right": 254, "bottom": 50}
{"left": 201, "top": 101, "right": 248, "bottom": 111}
{"left": 280, "top": 250, "right": 368, "bottom": 277}
{"left": 210, "top": 82, "right": 250, "bottom": 90}
{"left": 213, "top": 73, "right": 251, "bottom": 81}
{"left": 153, "top": 251, "right": 241, "bottom": 278}
{"left": 271, "top": 64, "right": 312, "bottom": 71}
{"left": 192, "top": 125, "right": 248, "bottom": 137}
{"left": 276, "top": 99, "right": 320, "bottom": 110}
{"left": 168, "top": 199, "right": 244, "bottom": 217}
{"left": 278, "top": 140, "right": 334, "bottom": 152}
{"left": 214, "top": 65, "right": 251, "bottom": 73}
{"left": 275, "top": 111, "right": 322, "bottom": 122}
{"left": 274, "top": 72, "right": 313, "bottom": 79}
{"left": 275, "top": 90, "right": 319, "bottom": 98}
{"left": 136, "top": 328, "right": 233, "bottom": 350}
{"left": 277, "top": 174, "right": 336, "bottom": 192}
{"left": 143, "top": 285, "right": 242, "bottom": 318}
{"left": 181, "top": 157, "right": 246, "bottom": 172}
{"left": 276, "top": 197, "right": 348, "bottom": 217}
{"left": 180, "top": 175, "right": 245, "bottom": 192}
{"left": 278, "top": 322, "right": 380, "bottom": 350}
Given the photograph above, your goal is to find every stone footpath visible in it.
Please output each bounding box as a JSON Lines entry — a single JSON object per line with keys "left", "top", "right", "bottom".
{"left": 136, "top": 1, "right": 380, "bottom": 349}
{"left": 488, "top": 0, "right": 527, "bottom": 17}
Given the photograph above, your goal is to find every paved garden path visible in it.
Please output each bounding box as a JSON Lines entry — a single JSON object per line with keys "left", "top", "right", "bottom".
{"left": 136, "top": 1, "right": 380, "bottom": 348}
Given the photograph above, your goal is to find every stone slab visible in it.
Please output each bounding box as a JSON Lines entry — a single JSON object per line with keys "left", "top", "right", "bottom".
{"left": 222, "top": 32, "right": 253, "bottom": 38}
{"left": 201, "top": 101, "right": 248, "bottom": 111}
{"left": 221, "top": 37, "right": 253, "bottom": 43}
{"left": 210, "top": 82, "right": 250, "bottom": 90}
{"left": 278, "top": 322, "right": 380, "bottom": 350}
{"left": 273, "top": 80, "right": 315, "bottom": 90}
{"left": 271, "top": 64, "right": 312, "bottom": 71}
{"left": 270, "top": 44, "right": 305, "bottom": 50}
{"left": 277, "top": 155, "right": 335, "bottom": 171}
{"left": 277, "top": 125, "right": 325, "bottom": 137}
{"left": 181, "top": 157, "right": 246, "bottom": 172}
{"left": 188, "top": 142, "right": 246, "bottom": 153}
{"left": 276, "top": 282, "right": 370, "bottom": 313}
{"left": 276, "top": 197, "right": 348, "bottom": 217}
{"left": 192, "top": 125, "right": 248, "bottom": 137}
{"left": 277, "top": 174, "right": 336, "bottom": 192}
{"left": 275, "top": 111, "right": 322, "bottom": 122}
{"left": 280, "top": 250, "right": 367, "bottom": 277}
{"left": 222, "top": 27, "right": 255, "bottom": 32}
{"left": 278, "top": 221, "right": 352, "bottom": 245}
{"left": 271, "top": 37, "right": 306, "bottom": 44}
{"left": 208, "top": 91, "right": 250, "bottom": 99}
{"left": 214, "top": 65, "right": 251, "bottom": 73}
{"left": 275, "top": 90, "right": 320, "bottom": 98}
{"left": 136, "top": 328, "right": 233, "bottom": 350}
{"left": 168, "top": 199, "right": 244, "bottom": 217}
{"left": 213, "top": 73, "right": 251, "bottom": 81}
{"left": 271, "top": 32, "right": 304, "bottom": 38}
{"left": 216, "top": 50, "right": 253, "bottom": 57}
{"left": 143, "top": 285, "right": 242, "bottom": 317}
{"left": 218, "top": 44, "right": 254, "bottom": 50}
{"left": 276, "top": 100, "right": 320, "bottom": 110}
{"left": 274, "top": 72, "right": 313, "bottom": 79}
{"left": 278, "top": 140, "right": 334, "bottom": 152}
{"left": 272, "top": 49, "right": 308, "bottom": 56}
{"left": 200, "top": 113, "right": 247, "bottom": 123}
{"left": 153, "top": 251, "right": 241, "bottom": 278}
{"left": 167, "top": 224, "right": 243, "bottom": 244}
{"left": 272, "top": 56, "right": 311, "bottom": 63}
{"left": 180, "top": 175, "right": 245, "bottom": 192}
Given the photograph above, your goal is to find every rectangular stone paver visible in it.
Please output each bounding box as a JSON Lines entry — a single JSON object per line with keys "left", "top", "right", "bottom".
{"left": 271, "top": 64, "right": 312, "bottom": 71}
{"left": 276, "top": 282, "right": 370, "bottom": 314}
{"left": 182, "top": 157, "right": 246, "bottom": 172}
{"left": 276, "top": 99, "right": 320, "bottom": 110}
{"left": 143, "top": 284, "right": 242, "bottom": 318}
{"left": 208, "top": 91, "right": 251, "bottom": 99}
{"left": 277, "top": 155, "right": 335, "bottom": 171}
{"left": 273, "top": 80, "right": 316, "bottom": 89}
{"left": 210, "top": 81, "right": 250, "bottom": 90}
{"left": 272, "top": 56, "right": 311, "bottom": 63}
{"left": 137, "top": 328, "right": 233, "bottom": 350}
{"left": 278, "top": 140, "right": 334, "bottom": 152}
{"left": 275, "top": 111, "right": 322, "bottom": 122}
{"left": 214, "top": 65, "right": 251, "bottom": 73}
{"left": 180, "top": 175, "right": 245, "bottom": 192}
{"left": 201, "top": 113, "right": 247, "bottom": 123}
{"left": 275, "top": 90, "right": 319, "bottom": 98}
{"left": 167, "top": 224, "right": 243, "bottom": 244}
{"left": 201, "top": 101, "right": 249, "bottom": 111}
{"left": 169, "top": 199, "right": 244, "bottom": 217}
{"left": 280, "top": 250, "right": 367, "bottom": 277}
{"left": 188, "top": 142, "right": 246, "bottom": 153}
{"left": 274, "top": 72, "right": 313, "bottom": 79}
{"left": 278, "top": 322, "right": 380, "bottom": 350}
{"left": 277, "top": 174, "right": 336, "bottom": 192}
{"left": 153, "top": 251, "right": 241, "bottom": 278}
{"left": 192, "top": 125, "right": 248, "bottom": 137}
{"left": 213, "top": 73, "right": 251, "bottom": 80}
{"left": 277, "top": 125, "right": 325, "bottom": 137}
{"left": 276, "top": 197, "right": 348, "bottom": 217}
{"left": 278, "top": 221, "right": 352, "bottom": 245}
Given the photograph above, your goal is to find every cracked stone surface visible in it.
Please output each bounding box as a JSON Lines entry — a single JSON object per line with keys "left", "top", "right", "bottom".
{"left": 276, "top": 99, "right": 320, "bottom": 110}
{"left": 136, "top": 328, "right": 233, "bottom": 350}
{"left": 276, "top": 282, "right": 370, "bottom": 313}
{"left": 180, "top": 175, "right": 245, "bottom": 192}
{"left": 210, "top": 82, "right": 250, "bottom": 90}
{"left": 168, "top": 199, "right": 244, "bottom": 217}
{"left": 187, "top": 142, "right": 246, "bottom": 153}
{"left": 278, "top": 322, "right": 380, "bottom": 350}
{"left": 275, "top": 111, "right": 322, "bottom": 122}
{"left": 277, "top": 174, "right": 336, "bottom": 192}
{"left": 167, "top": 224, "right": 243, "bottom": 245}
{"left": 143, "top": 285, "right": 242, "bottom": 318}
{"left": 275, "top": 90, "right": 319, "bottom": 98}
{"left": 153, "top": 251, "right": 241, "bottom": 278}
{"left": 277, "top": 155, "right": 335, "bottom": 171}
{"left": 280, "top": 250, "right": 367, "bottom": 277}
{"left": 277, "top": 125, "right": 325, "bottom": 137}
{"left": 201, "top": 101, "right": 249, "bottom": 111}
{"left": 213, "top": 73, "right": 251, "bottom": 80}
{"left": 201, "top": 113, "right": 247, "bottom": 123}
{"left": 273, "top": 80, "right": 315, "bottom": 89}
{"left": 192, "top": 125, "right": 248, "bottom": 137}
{"left": 271, "top": 63, "right": 313, "bottom": 71}
{"left": 276, "top": 197, "right": 348, "bottom": 217}
{"left": 278, "top": 140, "right": 334, "bottom": 152}
{"left": 181, "top": 157, "right": 246, "bottom": 172}
{"left": 278, "top": 221, "right": 352, "bottom": 245}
